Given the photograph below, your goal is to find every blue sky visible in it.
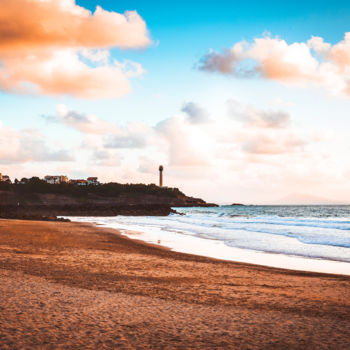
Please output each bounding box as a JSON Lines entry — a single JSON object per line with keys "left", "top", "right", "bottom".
{"left": 76, "top": 0, "right": 350, "bottom": 43}
{"left": 1, "top": 0, "right": 350, "bottom": 203}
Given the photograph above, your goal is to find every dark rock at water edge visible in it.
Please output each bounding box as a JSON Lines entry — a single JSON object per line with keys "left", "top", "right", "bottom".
{"left": 0, "top": 204, "right": 176, "bottom": 219}
{"left": 0, "top": 212, "right": 70, "bottom": 222}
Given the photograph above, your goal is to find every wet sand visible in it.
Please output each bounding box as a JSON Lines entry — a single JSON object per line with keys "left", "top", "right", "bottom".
{"left": 0, "top": 219, "right": 349, "bottom": 349}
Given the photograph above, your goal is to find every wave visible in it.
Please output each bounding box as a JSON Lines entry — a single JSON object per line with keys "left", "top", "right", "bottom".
{"left": 66, "top": 205, "right": 350, "bottom": 266}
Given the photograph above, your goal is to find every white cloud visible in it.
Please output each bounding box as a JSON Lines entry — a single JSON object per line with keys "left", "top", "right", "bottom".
{"left": 32, "top": 101, "right": 350, "bottom": 203}
{"left": 181, "top": 102, "right": 211, "bottom": 124}
{"left": 92, "top": 149, "right": 121, "bottom": 167}
{"left": 55, "top": 105, "right": 119, "bottom": 134}
{"left": 155, "top": 116, "right": 213, "bottom": 166}
{"left": 0, "top": 123, "right": 73, "bottom": 164}
{"left": 240, "top": 132, "right": 306, "bottom": 155}
{"left": 227, "top": 99, "right": 291, "bottom": 128}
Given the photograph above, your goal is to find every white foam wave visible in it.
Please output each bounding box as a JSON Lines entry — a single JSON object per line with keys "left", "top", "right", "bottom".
{"left": 65, "top": 205, "right": 350, "bottom": 275}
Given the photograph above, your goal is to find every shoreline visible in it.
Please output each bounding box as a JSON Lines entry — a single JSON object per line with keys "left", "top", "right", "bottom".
{"left": 120, "top": 229, "right": 350, "bottom": 278}
{"left": 5, "top": 217, "right": 346, "bottom": 279}
{"left": 1, "top": 219, "right": 350, "bottom": 349}
{"left": 69, "top": 216, "right": 350, "bottom": 277}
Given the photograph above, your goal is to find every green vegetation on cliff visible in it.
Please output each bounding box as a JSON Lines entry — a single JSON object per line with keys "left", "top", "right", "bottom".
{"left": 0, "top": 177, "right": 216, "bottom": 216}
{"left": 0, "top": 177, "right": 184, "bottom": 199}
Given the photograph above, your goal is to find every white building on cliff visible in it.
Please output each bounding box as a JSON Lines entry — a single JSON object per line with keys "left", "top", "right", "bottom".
{"left": 44, "top": 175, "right": 68, "bottom": 184}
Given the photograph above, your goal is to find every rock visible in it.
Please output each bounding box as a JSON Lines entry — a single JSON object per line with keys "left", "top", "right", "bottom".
{"left": 0, "top": 184, "right": 219, "bottom": 217}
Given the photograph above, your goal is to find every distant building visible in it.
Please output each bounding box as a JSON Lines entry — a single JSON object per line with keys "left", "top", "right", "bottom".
{"left": 44, "top": 175, "right": 68, "bottom": 184}
{"left": 70, "top": 177, "right": 99, "bottom": 186}
{"left": 44, "top": 176, "right": 59, "bottom": 184}
{"left": 87, "top": 177, "right": 99, "bottom": 185}
{"left": 1, "top": 175, "right": 11, "bottom": 184}
{"left": 44, "top": 176, "right": 56, "bottom": 184}
{"left": 60, "top": 176, "right": 69, "bottom": 183}
{"left": 69, "top": 179, "right": 88, "bottom": 186}
{"left": 43, "top": 175, "right": 99, "bottom": 186}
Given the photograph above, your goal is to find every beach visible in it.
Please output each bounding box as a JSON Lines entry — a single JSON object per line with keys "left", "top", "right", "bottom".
{"left": 1, "top": 219, "right": 350, "bottom": 349}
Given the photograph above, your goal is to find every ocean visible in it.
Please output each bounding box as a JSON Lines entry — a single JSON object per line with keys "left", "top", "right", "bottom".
{"left": 69, "top": 205, "right": 350, "bottom": 275}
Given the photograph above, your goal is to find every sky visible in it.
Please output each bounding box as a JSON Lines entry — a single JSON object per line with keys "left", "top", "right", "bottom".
{"left": 1, "top": 0, "right": 350, "bottom": 204}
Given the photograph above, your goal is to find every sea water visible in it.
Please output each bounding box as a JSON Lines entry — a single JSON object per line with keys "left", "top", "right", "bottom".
{"left": 68, "top": 205, "right": 350, "bottom": 275}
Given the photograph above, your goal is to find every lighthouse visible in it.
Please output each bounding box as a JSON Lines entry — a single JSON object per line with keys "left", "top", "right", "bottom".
{"left": 159, "top": 165, "right": 164, "bottom": 187}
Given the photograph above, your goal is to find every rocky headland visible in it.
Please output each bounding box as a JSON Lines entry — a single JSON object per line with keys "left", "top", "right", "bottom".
{"left": 0, "top": 179, "right": 217, "bottom": 220}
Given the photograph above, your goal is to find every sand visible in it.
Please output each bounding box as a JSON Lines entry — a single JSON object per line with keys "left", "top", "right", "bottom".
{"left": 0, "top": 219, "right": 349, "bottom": 349}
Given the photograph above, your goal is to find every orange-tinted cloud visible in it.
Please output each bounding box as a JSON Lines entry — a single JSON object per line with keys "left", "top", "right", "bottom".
{"left": 0, "top": 0, "right": 150, "bottom": 52}
{"left": 199, "top": 33, "right": 350, "bottom": 97}
{"left": 308, "top": 33, "right": 350, "bottom": 69}
{"left": 0, "top": 0, "right": 151, "bottom": 98}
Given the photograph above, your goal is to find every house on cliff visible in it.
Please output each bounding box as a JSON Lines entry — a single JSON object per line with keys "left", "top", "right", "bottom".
{"left": 43, "top": 176, "right": 99, "bottom": 186}
{"left": 87, "top": 177, "right": 99, "bottom": 185}
{"left": 0, "top": 174, "right": 11, "bottom": 183}
{"left": 69, "top": 179, "right": 88, "bottom": 186}
{"left": 44, "top": 175, "right": 68, "bottom": 184}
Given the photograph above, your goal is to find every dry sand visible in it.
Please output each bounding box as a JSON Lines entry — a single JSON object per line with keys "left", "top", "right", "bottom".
{"left": 0, "top": 219, "right": 349, "bottom": 349}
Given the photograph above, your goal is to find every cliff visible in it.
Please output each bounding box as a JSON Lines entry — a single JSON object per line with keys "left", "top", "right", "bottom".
{"left": 0, "top": 179, "right": 217, "bottom": 219}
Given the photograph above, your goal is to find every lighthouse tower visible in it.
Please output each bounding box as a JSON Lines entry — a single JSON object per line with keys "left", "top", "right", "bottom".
{"left": 159, "top": 165, "right": 164, "bottom": 187}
